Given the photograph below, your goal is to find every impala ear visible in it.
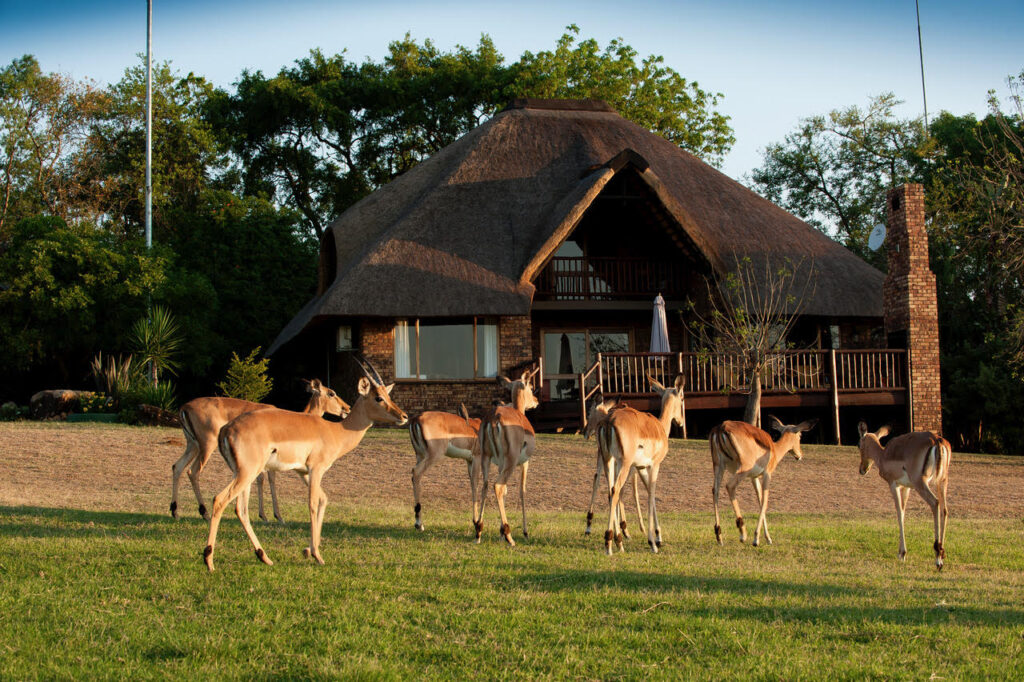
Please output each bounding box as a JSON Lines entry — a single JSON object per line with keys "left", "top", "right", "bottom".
{"left": 797, "top": 418, "right": 818, "bottom": 433}
{"left": 768, "top": 415, "right": 785, "bottom": 433}
{"left": 308, "top": 378, "right": 322, "bottom": 393}
{"left": 857, "top": 421, "right": 869, "bottom": 438}
{"left": 875, "top": 425, "right": 890, "bottom": 440}
{"left": 385, "top": 383, "right": 395, "bottom": 395}
{"left": 647, "top": 373, "right": 666, "bottom": 394}
{"left": 674, "top": 375, "right": 685, "bottom": 392}
{"left": 459, "top": 403, "right": 470, "bottom": 421}
{"left": 498, "top": 375, "right": 514, "bottom": 389}
{"left": 604, "top": 398, "right": 618, "bottom": 410}
{"left": 357, "top": 377, "right": 371, "bottom": 396}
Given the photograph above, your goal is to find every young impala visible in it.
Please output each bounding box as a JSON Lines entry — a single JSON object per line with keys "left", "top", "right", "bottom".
{"left": 582, "top": 398, "right": 646, "bottom": 539}
{"left": 171, "top": 379, "right": 349, "bottom": 521}
{"left": 203, "top": 360, "right": 407, "bottom": 571}
{"left": 472, "top": 368, "right": 540, "bottom": 545}
{"left": 709, "top": 415, "right": 817, "bottom": 547}
{"left": 857, "top": 421, "right": 951, "bottom": 569}
{"left": 409, "top": 404, "right": 482, "bottom": 531}
{"left": 601, "top": 374, "right": 684, "bottom": 555}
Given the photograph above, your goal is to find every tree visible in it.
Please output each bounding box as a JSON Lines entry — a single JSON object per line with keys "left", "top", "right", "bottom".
{"left": 0, "top": 55, "right": 107, "bottom": 233}
{"left": 686, "top": 257, "right": 816, "bottom": 427}
{"left": 750, "top": 94, "right": 928, "bottom": 263}
{"left": 130, "top": 305, "right": 183, "bottom": 387}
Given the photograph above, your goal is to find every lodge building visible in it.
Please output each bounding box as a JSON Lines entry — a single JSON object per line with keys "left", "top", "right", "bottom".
{"left": 268, "top": 99, "right": 941, "bottom": 441}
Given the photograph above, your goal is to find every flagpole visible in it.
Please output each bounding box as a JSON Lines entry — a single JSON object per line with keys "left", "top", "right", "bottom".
{"left": 145, "top": 0, "right": 153, "bottom": 249}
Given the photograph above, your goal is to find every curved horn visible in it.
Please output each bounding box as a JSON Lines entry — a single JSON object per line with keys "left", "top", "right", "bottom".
{"left": 353, "top": 354, "right": 385, "bottom": 386}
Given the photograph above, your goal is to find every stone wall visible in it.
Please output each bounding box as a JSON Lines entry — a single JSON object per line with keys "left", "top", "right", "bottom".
{"left": 883, "top": 184, "right": 942, "bottom": 434}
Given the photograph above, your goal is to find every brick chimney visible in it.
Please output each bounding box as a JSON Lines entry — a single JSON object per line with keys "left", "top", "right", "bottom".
{"left": 883, "top": 184, "right": 942, "bottom": 434}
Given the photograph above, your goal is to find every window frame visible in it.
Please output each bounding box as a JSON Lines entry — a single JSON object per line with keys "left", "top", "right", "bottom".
{"left": 394, "top": 317, "right": 500, "bottom": 382}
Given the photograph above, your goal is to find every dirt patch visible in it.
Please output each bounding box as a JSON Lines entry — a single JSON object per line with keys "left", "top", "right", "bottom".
{"left": 1, "top": 423, "right": 1021, "bottom": 522}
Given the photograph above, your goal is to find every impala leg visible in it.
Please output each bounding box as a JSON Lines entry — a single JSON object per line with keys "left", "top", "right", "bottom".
{"left": 520, "top": 460, "right": 529, "bottom": 539}
{"left": 266, "top": 470, "right": 285, "bottom": 523}
{"left": 752, "top": 473, "right": 771, "bottom": 547}
{"left": 304, "top": 468, "right": 327, "bottom": 565}
{"left": 646, "top": 464, "right": 661, "bottom": 553}
{"left": 913, "top": 479, "right": 944, "bottom": 570}
{"left": 256, "top": 473, "right": 268, "bottom": 522}
{"left": 411, "top": 450, "right": 438, "bottom": 531}
{"left": 628, "top": 467, "right": 646, "bottom": 538}
{"left": 204, "top": 467, "right": 261, "bottom": 572}
{"left": 473, "top": 454, "right": 490, "bottom": 543}
{"left": 194, "top": 435, "right": 221, "bottom": 520}
{"left": 236, "top": 485, "right": 273, "bottom": 566}
{"left": 937, "top": 476, "right": 949, "bottom": 562}
{"left": 752, "top": 477, "right": 772, "bottom": 546}
{"left": 725, "top": 472, "right": 747, "bottom": 542}
{"left": 586, "top": 453, "right": 603, "bottom": 535}
{"left": 606, "top": 458, "right": 631, "bottom": 555}
{"left": 493, "top": 458, "right": 517, "bottom": 546}
{"left": 891, "top": 482, "right": 908, "bottom": 561}
{"left": 712, "top": 463, "right": 725, "bottom": 545}
{"left": 170, "top": 438, "right": 198, "bottom": 519}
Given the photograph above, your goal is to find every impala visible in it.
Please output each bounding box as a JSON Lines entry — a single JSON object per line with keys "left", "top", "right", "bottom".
{"left": 409, "top": 404, "right": 482, "bottom": 531}
{"left": 203, "top": 359, "right": 407, "bottom": 571}
{"left": 582, "top": 398, "right": 646, "bottom": 539}
{"left": 602, "top": 374, "right": 685, "bottom": 555}
{"left": 171, "top": 379, "right": 349, "bottom": 521}
{"left": 472, "top": 368, "right": 540, "bottom": 545}
{"left": 709, "top": 415, "right": 817, "bottom": 547}
{"left": 857, "top": 421, "right": 951, "bottom": 569}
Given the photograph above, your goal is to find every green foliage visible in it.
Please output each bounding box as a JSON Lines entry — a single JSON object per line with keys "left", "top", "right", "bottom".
{"left": 217, "top": 347, "right": 273, "bottom": 402}
{"left": 130, "top": 305, "right": 183, "bottom": 385}
{"left": 514, "top": 25, "right": 734, "bottom": 166}
{"left": 77, "top": 393, "right": 112, "bottom": 414}
{"left": 0, "top": 402, "right": 27, "bottom": 421}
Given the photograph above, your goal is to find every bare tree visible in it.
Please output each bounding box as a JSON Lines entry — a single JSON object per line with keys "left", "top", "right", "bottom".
{"left": 687, "top": 256, "right": 816, "bottom": 427}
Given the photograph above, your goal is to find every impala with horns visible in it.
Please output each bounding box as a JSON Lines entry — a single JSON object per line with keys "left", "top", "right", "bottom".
{"left": 472, "top": 368, "right": 540, "bottom": 545}
{"left": 171, "top": 379, "right": 349, "bottom": 521}
{"left": 582, "top": 398, "right": 646, "bottom": 539}
{"left": 203, "top": 358, "right": 407, "bottom": 571}
{"left": 709, "top": 415, "right": 817, "bottom": 547}
{"left": 857, "top": 422, "right": 951, "bottom": 570}
{"left": 409, "top": 404, "right": 482, "bottom": 531}
{"left": 601, "top": 374, "right": 685, "bottom": 555}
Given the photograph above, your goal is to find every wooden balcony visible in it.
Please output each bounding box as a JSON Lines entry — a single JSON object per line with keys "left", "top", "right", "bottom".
{"left": 571, "top": 349, "right": 908, "bottom": 441}
{"left": 534, "top": 257, "right": 686, "bottom": 300}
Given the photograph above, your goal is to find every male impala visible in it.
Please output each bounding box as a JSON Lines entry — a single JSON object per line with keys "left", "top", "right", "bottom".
{"left": 857, "top": 421, "right": 951, "bottom": 569}
{"left": 582, "top": 398, "right": 646, "bottom": 539}
{"left": 409, "top": 404, "right": 482, "bottom": 531}
{"left": 472, "top": 368, "right": 540, "bottom": 545}
{"left": 171, "top": 379, "right": 349, "bottom": 521}
{"left": 709, "top": 415, "right": 817, "bottom": 547}
{"left": 203, "top": 360, "right": 407, "bottom": 571}
{"left": 602, "top": 374, "right": 685, "bottom": 555}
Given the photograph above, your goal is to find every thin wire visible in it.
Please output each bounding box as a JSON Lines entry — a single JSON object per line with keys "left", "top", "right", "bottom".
{"left": 916, "top": 0, "right": 929, "bottom": 136}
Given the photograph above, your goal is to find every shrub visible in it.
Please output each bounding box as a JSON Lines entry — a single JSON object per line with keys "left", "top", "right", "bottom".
{"left": 79, "top": 393, "right": 114, "bottom": 414}
{"left": 0, "top": 402, "right": 27, "bottom": 421}
{"left": 90, "top": 352, "right": 147, "bottom": 405}
{"left": 217, "top": 348, "right": 272, "bottom": 402}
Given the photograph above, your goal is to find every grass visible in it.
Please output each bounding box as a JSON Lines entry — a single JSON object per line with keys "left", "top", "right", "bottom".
{"left": 1, "top": 503, "right": 1022, "bottom": 680}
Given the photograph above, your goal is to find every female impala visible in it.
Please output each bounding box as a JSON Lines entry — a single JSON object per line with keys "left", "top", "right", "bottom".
{"left": 171, "top": 379, "right": 349, "bottom": 521}
{"left": 409, "top": 405, "right": 482, "bottom": 531}
{"left": 602, "top": 375, "right": 684, "bottom": 555}
{"left": 709, "top": 415, "right": 817, "bottom": 547}
{"left": 203, "top": 361, "right": 407, "bottom": 571}
{"left": 472, "top": 368, "right": 540, "bottom": 545}
{"left": 857, "top": 421, "right": 951, "bottom": 569}
{"left": 582, "top": 398, "right": 646, "bottom": 539}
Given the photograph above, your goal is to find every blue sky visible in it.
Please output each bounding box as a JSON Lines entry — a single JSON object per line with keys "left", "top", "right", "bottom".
{"left": 2, "top": 0, "right": 1021, "bottom": 180}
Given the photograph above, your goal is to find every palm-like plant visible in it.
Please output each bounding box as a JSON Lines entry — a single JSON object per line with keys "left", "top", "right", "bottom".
{"left": 131, "top": 306, "right": 183, "bottom": 387}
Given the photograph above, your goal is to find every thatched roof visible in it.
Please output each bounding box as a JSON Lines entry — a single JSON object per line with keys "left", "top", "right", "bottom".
{"left": 269, "top": 99, "right": 883, "bottom": 355}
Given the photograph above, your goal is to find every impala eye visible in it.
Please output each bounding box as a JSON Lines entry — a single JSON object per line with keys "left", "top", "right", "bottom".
{"left": 328, "top": 391, "right": 336, "bottom": 397}
{"left": 375, "top": 396, "right": 384, "bottom": 403}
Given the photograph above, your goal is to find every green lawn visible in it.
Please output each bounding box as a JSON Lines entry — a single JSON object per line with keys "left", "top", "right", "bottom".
{"left": 1, "top": 503, "right": 1022, "bottom": 680}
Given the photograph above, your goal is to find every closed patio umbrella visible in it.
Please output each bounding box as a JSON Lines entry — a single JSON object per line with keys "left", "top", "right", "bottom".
{"left": 650, "top": 294, "right": 670, "bottom": 353}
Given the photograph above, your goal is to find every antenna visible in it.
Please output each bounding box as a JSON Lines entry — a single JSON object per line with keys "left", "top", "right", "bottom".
{"left": 868, "top": 224, "right": 886, "bottom": 251}
{"left": 916, "top": 0, "right": 929, "bottom": 135}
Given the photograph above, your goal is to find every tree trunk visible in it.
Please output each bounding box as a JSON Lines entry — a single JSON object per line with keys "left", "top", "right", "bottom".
{"left": 744, "top": 372, "right": 762, "bottom": 428}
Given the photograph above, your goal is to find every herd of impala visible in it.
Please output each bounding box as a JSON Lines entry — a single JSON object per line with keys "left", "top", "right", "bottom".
{"left": 170, "top": 358, "right": 952, "bottom": 572}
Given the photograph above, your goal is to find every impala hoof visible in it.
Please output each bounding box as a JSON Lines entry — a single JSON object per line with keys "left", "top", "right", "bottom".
{"left": 584, "top": 526, "right": 592, "bottom": 536}
{"left": 203, "top": 545, "right": 214, "bottom": 572}
{"left": 648, "top": 540, "right": 658, "bottom": 554}
{"left": 258, "top": 513, "right": 269, "bottom": 523}
{"left": 170, "top": 501, "right": 178, "bottom": 518}
{"left": 198, "top": 504, "right": 208, "bottom": 520}
{"left": 714, "top": 524, "right": 722, "bottom": 544}
{"left": 255, "top": 548, "right": 273, "bottom": 566}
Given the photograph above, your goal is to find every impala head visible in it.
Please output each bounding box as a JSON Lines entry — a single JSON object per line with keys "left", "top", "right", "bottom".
{"left": 648, "top": 374, "right": 685, "bottom": 427}
{"left": 856, "top": 421, "right": 890, "bottom": 475}
{"left": 354, "top": 357, "right": 408, "bottom": 426}
{"left": 302, "top": 378, "right": 351, "bottom": 418}
{"left": 583, "top": 398, "right": 619, "bottom": 440}
{"left": 499, "top": 367, "right": 540, "bottom": 412}
{"left": 767, "top": 415, "right": 818, "bottom": 461}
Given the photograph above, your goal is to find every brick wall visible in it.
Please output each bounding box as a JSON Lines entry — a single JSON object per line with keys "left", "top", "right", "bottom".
{"left": 883, "top": 184, "right": 942, "bottom": 434}
{"left": 357, "top": 315, "right": 534, "bottom": 417}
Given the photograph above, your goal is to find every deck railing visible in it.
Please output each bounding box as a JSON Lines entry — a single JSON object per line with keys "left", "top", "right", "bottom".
{"left": 535, "top": 257, "right": 686, "bottom": 300}
{"left": 589, "top": 349, "right": 907, "bottom": 398}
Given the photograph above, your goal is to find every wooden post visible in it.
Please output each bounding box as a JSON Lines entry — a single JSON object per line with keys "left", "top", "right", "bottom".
{"left": 677, "top": 352, "right": 687, "bottom": 439}
{"left": 829, "top": 348, "right": 840, "bottom": 445}
{"left": 596, "top": 352, "right": 603, "bottom": 395}
{"left": 578, "top": 371, "right": 587, "bottom": 432}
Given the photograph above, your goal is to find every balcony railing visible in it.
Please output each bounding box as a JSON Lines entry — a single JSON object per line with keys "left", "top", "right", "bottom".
{"left": 585, "top": 349, "right": 907, "bottom": 398}
{"left": 535, "top": 257, "right": 685, "bottom": 300}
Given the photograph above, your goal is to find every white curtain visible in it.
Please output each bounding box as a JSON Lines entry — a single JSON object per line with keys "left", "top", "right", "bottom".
{"left": 479, "top": 321, "right": 498, "bottom": 378}
{"left": 394, "top": 319, "right": 412, "bottom": 378}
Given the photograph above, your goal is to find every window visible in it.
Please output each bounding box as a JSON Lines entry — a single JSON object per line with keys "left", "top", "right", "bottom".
{"left": 394, "top": 318, "right": 498, "bottom": 380}
{"left": 542, "top": 329, "right": 631, "bottom": 400}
